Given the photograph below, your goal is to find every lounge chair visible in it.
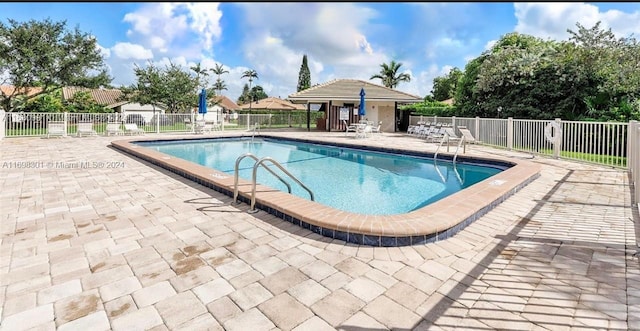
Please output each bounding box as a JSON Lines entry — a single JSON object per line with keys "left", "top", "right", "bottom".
{"left": 47, "top": 121, "right": 66, "bottom": 138}
{"left": 105, "top": 122, "right": 123, "bottom": 136}
{"left": 458, "top": 126, "right": 480, "bottom": 144}
{"left": 343, "top": 120, "right": 358, "bottom": 136}
{"left": 124, "top": 123, "right": 145, "bottom": 135}
{"left": 425, "top": 126, "right": 449, "bottom": 143}
{"left": 442, "top": 127, "right": 462, "bottom": 143}
{"left": 77, "top": 122, "right": 97, "bottom": 137}
{"left": 408, "top": 124, "right": 424, "bottom": 136}
{"left": 417, "top": 125, "right": 434, "bottom": 139}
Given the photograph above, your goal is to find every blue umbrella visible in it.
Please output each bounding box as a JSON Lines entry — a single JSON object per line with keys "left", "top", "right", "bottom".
{"left": 198, "top": 88, "right": 207, "bottom": 119}
{"left": 358, "top": 88, "right": 366, "bottom": 117}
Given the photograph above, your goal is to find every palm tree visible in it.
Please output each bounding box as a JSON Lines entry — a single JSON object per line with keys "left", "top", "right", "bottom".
{"left": 213, "top": 78, "right": 227, "bottom": 95}
{"left": 211, "top": 63, "right": 229, "bottom": 96}
{"left": 370, "top": 60, "right": 411, "bottom": 88}
{"left": 241, "top": 69, "right": 259, "bottom": 127}
{"left": 190, "top": 62, "right": 210, "bottom": 90}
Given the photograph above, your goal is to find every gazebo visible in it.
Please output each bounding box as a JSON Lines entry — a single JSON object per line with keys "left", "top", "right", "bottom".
{"left": 287, "top": 79, "right": 422, "bottom": 132}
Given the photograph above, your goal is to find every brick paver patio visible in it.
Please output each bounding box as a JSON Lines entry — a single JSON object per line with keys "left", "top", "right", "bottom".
{"left": 1, "top": 130, "right": 638, "bottom": 330}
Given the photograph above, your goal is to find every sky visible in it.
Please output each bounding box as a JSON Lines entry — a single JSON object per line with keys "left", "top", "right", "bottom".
{"left": 1, "top": 2, "right": 639, "bottom": 102}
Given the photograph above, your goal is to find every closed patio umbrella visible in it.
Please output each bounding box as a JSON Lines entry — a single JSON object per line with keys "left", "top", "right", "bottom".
{"left": 198, "top": 88, "right": 207, "bottom": 120}
{"left": 358, "top": 88, "right": 366, "bottom": 117}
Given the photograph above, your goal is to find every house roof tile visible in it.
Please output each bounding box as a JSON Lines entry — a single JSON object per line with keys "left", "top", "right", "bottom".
{"left": 0, "top": 85, "right": 44, "bottom": 97}
{"left": 287, "top": 79, "right": 422, "bottom": 104}
{"left": 212, "top": 95, "right": 241, "bottom": 111}
{"left": 239, "top": 97, "right": 306, "bottom": 111}
{"left": 62, "top": 86, "right": 125, "bottom": 108}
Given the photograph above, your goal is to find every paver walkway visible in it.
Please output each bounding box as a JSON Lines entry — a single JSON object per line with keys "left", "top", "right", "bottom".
{"left": 1, "top": 131, "right": 638, "bottom": 330}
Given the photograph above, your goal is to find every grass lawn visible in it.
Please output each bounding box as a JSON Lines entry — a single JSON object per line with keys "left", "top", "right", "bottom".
{"left": 6, "top": 122, "right": 318, "bottom": 136}
{"left": 539, "top": 148, "right": 626, "bottom": 167}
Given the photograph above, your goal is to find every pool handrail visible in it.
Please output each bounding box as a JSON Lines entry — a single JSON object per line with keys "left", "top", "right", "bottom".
{"left": 233, "top": 153, "right": 292, "bottom": 203}
{"left": 434, "top": 132, "right": 465, "bottom": 163}
{"left": 249, "top": 156, "right": 314, "bottom": 213}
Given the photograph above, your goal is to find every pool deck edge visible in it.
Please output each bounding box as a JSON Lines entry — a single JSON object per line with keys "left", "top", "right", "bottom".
{"left": 111, "top": 135, "right": 541, "bottom": 247}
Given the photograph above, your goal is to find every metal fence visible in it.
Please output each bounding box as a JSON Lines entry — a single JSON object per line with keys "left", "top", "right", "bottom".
{"left": 1, "top": 111, "right": 323, "bottom": 137}
{"left": 629, "top": 121, "right": 640, "bottom": 206}
{"left": 410, "top": 115, "right": 632, "bottom": 169}
{"left": 0, "top": 110, "right": 5, "bottom": 141}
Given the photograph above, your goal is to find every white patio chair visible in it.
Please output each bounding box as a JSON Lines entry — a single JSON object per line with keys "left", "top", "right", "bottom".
{"left": 124, "top": 123, "right": 145, "bottom": 135}
{"left": 370, "top": 121, "right": 382, "bottom": 134}
{"left": 355, "top": 124, "right": 372, "bottom": 139}
{"left": 47, "top": 121, "right": 66, "bottom": 138}
{"left": 194, "top": 120, "right": 213, "bottom": 134}
{"left": 77, "top": 122, "right": 97, "bottom": 137}
{"left": 105, "top": 122, "right": 123, "bottom": 136}
{"left": 343, "top": 120, "right": 358, "bottom": 136}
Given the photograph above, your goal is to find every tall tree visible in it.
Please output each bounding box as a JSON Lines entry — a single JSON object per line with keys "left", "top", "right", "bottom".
{"left": 454, "top": 55, "right": 488, "bottom": 117}
{"left": 211, "top": 63, "right": 229, "bottom": 96}
{"left": 121, "top": 62, "right": 163, "bottom": 116}
{"left": 236, "top": 85, "right": 268, "bottom": 105}
{"left": 213, "top": 79, "right": 228, "bottom": 96}
{"left": 0, "top": 18, "right": 112, "bottom": 112}
{"left": 567, "top": 21, "right": 640, "bottom": 120}
{"left": 431, "top": 67, "right": 463, "bottom": 101}
{"left": 241, "top": 69, "right": 259, "bottom": 112}
{"left": 122, "top": 61, "right": 198, "bottom": 114}
{"left": 190, "top": 62, "right": 210, "bottom": 91}
{"left": 297, "top": 54, "right": 311, "bottom": 92}
{"left": 237, "top": 84, "right": 250, "bottom": 105}
{"left": 369, "top": 60, "right": 411, "bottom": 88}
{"left": 250, "top": 86, "right": 268, "bottom": 101}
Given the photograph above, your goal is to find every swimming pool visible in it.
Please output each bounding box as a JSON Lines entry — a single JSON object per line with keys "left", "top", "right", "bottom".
{"left": 112, "top": 134, "right": 540, "bottom": 246}
{"left": 137, "top": 137, "right": 504, "bottom": 215}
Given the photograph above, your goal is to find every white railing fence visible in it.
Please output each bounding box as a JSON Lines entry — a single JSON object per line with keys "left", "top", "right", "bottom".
{"left": 1, "top": 111, "right": 324, "bottom": 138}
{"left": 239, "top": 112, "right": 324, "bottom": 130}
{"left": 629, "top": 120, "right": 639, "bottom": 206}
{"left": 0, "top": 109, "right": 5, "bottom": 141}
{"left": 410, "top": 115, "right": 631, "bottom": 169}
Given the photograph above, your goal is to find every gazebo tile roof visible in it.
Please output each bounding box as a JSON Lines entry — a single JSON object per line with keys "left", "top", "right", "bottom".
{"left": 287, "top": 79, "right": 422, "bottom": 103}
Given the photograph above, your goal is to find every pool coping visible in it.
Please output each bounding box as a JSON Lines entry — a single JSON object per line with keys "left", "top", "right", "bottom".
{"left": 111, "top": 134, "right": 541, "bottom": 247}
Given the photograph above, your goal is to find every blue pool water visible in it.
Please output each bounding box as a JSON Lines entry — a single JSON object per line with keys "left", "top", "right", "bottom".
{"left": 138, "top": 137, "right": 504, "bottom": 215}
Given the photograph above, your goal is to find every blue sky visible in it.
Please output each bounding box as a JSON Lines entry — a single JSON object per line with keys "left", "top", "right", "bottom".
{"left": 1, "top": 2, "right": 639, "bottom": 101}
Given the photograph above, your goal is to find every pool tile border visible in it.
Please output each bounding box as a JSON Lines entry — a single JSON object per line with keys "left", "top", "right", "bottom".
{"left": 111, "top": 135, "right": 541, "bottom": 247}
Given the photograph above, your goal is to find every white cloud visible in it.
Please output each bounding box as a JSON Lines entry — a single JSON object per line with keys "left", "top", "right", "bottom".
{"left": 440, "top": 65, "right": 454, "bottom": 76}
{"left": 96, "top": 43, "right": 111, "bottom": 59}
{"left": 484, "top": 39, "right": 497, "bottom": 51}
{"left": 183, "top": 3, "right": 223, "bottom": 51}
{"left": 399, "top": 64, "right": 440, "bottom": 98}
{"left": 112, "top": 42, "right": 154, "bottom": 60}
{"left": 514, "top": 3, "right": 640, "bottom": 40}
{"left": 236, "top": 3, "right": 388, "bottom": 94}
{"left": 122, "top": 3, "right": 222, "bottom": 56}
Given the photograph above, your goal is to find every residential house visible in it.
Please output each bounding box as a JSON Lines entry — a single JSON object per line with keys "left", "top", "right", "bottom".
{"left": 62, "top": 86, "right": 165, "bottom": 124}
{"left": 201, "top": 95, "right": 241, "bottom": 123}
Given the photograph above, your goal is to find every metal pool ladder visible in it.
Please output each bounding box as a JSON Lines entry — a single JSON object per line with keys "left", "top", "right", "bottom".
{"left": 249, "top": 123, "right": 260, "bottom": 142}
{"left": 434, "top": 133, "right": 465, "bottom": 164}
{"left": 233, "top": 153, "right": 314, "bottom": 214}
